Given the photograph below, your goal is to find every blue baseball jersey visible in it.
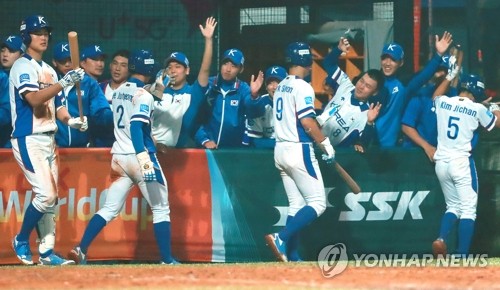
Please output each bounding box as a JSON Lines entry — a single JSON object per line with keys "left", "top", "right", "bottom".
{"left": 9, "top": 54, "right": 62, "bottom": 138}
{"left": 376, "top": 53, "right": 444, "bottom": 147}
{"left": 152, "top": 80, "right": 207, "bottom": 147}
{"left": 56, "top": 74, "right": 113, "bottom": 147}
{"left": 401, "top": 85, "right": 438, "bottom": 147}
{"left": 194, "top": 75, "right": 252, "bottom": 147}
{"left": 0, "top": 69, "right": 11, "bottom": 147}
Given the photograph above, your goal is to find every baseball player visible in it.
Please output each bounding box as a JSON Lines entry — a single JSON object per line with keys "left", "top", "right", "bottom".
{"left": 1, "top": 35, "right": 25, "bottom": 148}
{"left": 51, "top": 41, "right": 113, "bottom": 147}
{"left": 401, "top": 53, "right": 457, "bottom": 161}
{"left": 264, "top": 42, "right": 335, "bottom": 262}
{"left": 68, "top": 50, "right": 178, "bottom": 265}
{"left": 243, "top": 65, "right": 287, "bottom": 148}
{"left": 194, "top": 48, "right": 262, "bottom": 148}
{"left": 10, "top": 14, "right": 87, "bottom": 266}
{"left": 317, "top": 37, "right": 384, "bottom": 148}
{"left": 80, "top": 44, "right": 107, "bottom": 81}
{"left": 375, "top": 31, "right": 453, "bottom": 147}
{"left": 431, "top": 64, "right": 500, "bottom": 257}
{"left": 96, "top": 49, "right": 130, "bottom": 147}
{"left": 151, "top": 17, "right": 217, "bottom": 149}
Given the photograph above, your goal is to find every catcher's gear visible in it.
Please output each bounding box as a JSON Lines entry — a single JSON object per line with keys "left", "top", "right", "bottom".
{"left": 136, "top": 151, "right": 156, "bottom": 182}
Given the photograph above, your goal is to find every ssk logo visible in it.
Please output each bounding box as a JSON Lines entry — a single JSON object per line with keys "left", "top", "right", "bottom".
{"left": 339, "top": 191, "right": 430, "bottom": 221}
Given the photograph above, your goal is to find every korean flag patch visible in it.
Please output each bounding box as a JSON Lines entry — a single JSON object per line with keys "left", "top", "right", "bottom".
{"left": 230, "top": 100, "right": 239, "bottom": 106}
{"left": 19, "top": 73, "right": 30, "bottom": 83}
{"left": 140, "top": 104, "right": 149, "bottom": 113}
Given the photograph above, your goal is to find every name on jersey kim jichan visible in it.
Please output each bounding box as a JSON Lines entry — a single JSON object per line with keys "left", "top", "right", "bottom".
{"left": 440, "top": 101, "right": 477, "bottom": 117}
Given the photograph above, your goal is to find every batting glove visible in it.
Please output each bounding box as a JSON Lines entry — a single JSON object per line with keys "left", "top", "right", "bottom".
{"left": 68, "top": 116, "right": 88, "bottom": 132}
{"left": 445, "top": 60, "right": 460, "bottom": 82}
{"left": 58, "top": 68, "right": 85, "bottom": 89}
{"left": 319, "top": 137, "right": 335, "bottom": 164}
{"left": 489, "top": 103, "right": 500, "bottom": 112}
{"left": 137, "top": 151, "right": 156, "bottom": 182}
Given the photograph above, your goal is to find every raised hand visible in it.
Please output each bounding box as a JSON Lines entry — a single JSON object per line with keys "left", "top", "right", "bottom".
{"left": 200, "top": 17, "right": 217, "bottom": 40}
{"left": 435, "top": 31, "right": 453, "bottom": 56}
{"left": 250, "top": 70, "right": 264, "bottom": 99}
{"left": 338, "top": 37, "right": 351, "bottom": 55}
{"left": 367, "top": 102, "right": 382, "bottom": 124}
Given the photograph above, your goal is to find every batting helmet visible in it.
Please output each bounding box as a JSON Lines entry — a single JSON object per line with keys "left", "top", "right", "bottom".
{"left": 459, "top": 74, "right": 486, "bottom": 102}
{"left": 285, "top": 42, "right": 312, "bottom": 67}
{"left": 129, "top": 49, "right": 155, "bottom": 76}
{"left": 20, "top": 15, "right": 52, "bottom": 45}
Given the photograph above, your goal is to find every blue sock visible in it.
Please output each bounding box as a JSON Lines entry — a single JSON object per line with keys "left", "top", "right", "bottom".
{"left": 79, "top": 214, "right": 107, "bottom": 254}
{"left": 153, "top": 221, "right": 173, "bottom": 263}
{"left": 457, "top": 219, "right": 475, "bottom": 255}
{"left": 17, "top": 203, "right": 44, "bottom": 241}
{"left": 285, "top": 216, "right": 301, "bottom": 261}
{"left": 279, "top": 206, "right": 317, "bottom": 242}
{"left": 438, "top": 212, "right": 458, "bottom": 242}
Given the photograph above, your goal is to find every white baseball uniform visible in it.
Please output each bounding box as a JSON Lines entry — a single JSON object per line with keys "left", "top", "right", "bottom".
{"left": 317, "top": 67, "right": 370, "bottom": 146}
{"left": 433, "top": 95, "right": 497, "bottom": 220}
{"left": 97, "top": 79, "right": 170, "bottom": 224}
{"left": 273, "top": 75, "right": 326, "bottom": 216}
{"left": 9, "top": 54, "right": 63, "bottom": 254}
{"left": 246, "top": 94, "right": 274, "bottom": 139}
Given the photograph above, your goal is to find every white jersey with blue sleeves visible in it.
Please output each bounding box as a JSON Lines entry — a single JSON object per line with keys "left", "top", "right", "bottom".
{"left": 434, "top": 95, "right": 496, "bottom": 161}
{"left": 317, "top": 67, "right": 369, "bottom": 146}
{"left": 273, "top": 75, "right": 316, "bottom": 143}
{"left": 9, "top": 55, "right": 59, "bottom": 137}
{"left": 111, "top": 81, "right": 155, "bottom": 154}
{"left": 247, "top": 94, "right": 274, "bottom": 138}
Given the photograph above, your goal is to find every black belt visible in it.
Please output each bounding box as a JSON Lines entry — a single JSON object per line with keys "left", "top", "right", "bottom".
{"left": 34, "top": 131, "right": 56, "bottom": 136}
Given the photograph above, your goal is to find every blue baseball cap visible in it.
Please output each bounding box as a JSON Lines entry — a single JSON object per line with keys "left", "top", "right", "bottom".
{"left": 165, "top": 51, "right": 189, "bottom": 67}
{"left": 53, "top": 41, "right": 71, "bottom": 61}
{"left": 222, "top": 48, "right": 244, "bottom": 66}
{"left": 265, "top": 66, "right": 287, "bottom": 83}
{"left": 1, "top": 35, "right": 25, "bottom": 52}
{"left": 381, "top": 43, "right": 404, "bottom": 61}
{"left": 81, "top": 44, "right": 107, "bottom": 60}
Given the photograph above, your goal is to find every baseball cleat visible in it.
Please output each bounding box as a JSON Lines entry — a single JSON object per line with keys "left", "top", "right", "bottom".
{"left": 432, "top": 238, "right": 447, "bottom": 258}
{"left": 12, "top": 235, "right": 34, "bottom": 265}
{"left": 160, "top": 258, "right": 180, "bottom": 265}
{"left": 39, "top": 253, "right": 75, "bottom": 266}
{"left": 68, "top": 246, "right": 87, "bottom": 265}
{"left": 265, "top": 233, "right": 288, "bottom": 262}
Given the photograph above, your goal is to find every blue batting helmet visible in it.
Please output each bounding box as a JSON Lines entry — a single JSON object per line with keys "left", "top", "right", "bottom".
{"left": 459, "top": 74, "right": 486, "bottom": 102}
{"left": 285, "top": 42, "right": 312, "bottom": 67}
{"left": 20, "top": 15, "right": 52, "bottom": 45}
{"left": 129, "top": 49, "right": 155, "bottom": 76}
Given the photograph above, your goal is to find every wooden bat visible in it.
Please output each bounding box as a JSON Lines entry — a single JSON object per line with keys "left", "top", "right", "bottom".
{"left": 67, "top": 31, "right": 83, "bottom": 121}
{"left": 450, "top": 45, "right": 463, "bottom": 88}
{"left": 333, "top": 161, "right": 361, "bottom": 194}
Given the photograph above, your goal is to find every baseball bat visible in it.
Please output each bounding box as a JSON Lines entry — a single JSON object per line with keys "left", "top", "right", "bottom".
{"left": 333, "top": 161, "right": 361, "bottom": 194}
{"left": 68, "top": 31, "right": 83, "bottom": 121}
{"left": 450, "top": 45, "right": 463, "bottom": 88}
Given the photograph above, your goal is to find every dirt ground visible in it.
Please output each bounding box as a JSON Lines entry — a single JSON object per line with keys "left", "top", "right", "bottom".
{"left": 0, "top": 262, "right": 498, "bottom": 290}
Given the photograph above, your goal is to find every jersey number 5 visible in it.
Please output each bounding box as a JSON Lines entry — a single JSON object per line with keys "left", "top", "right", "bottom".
{"left": 447, "top": 116, "right": 460, "bottom": 140}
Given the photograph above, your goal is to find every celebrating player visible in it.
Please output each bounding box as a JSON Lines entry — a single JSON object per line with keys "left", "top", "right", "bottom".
{"left": 244, "top": 65, "right": 287, "bottom": 148}
{"left": 431, "top": 60, "right": 500, "bottom": 257}
{"left": 10, "top": 14, "right": 87, "bottom": 266}
{"left": 264, "top": 42, "right": 335, "bottom": 262}
{"left": 151, "top": 17, "right": 217, "bottom": 149}
{"left": 68, "top": 50, "right": 177, "bottom": 265}
{"left": 317, "top": 37, "right": 384, "bottom": 149}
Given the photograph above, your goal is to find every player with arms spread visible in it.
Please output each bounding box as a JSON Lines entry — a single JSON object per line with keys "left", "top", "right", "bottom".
{"left": 264, "top": 42, "right": 335, "bottom": 262}
{"left": 69, "top": 50, "right": 177, "bottom": 265}
{"left": 431, "top": 57, "right": 500, "bottom": 258}
{"left": 10, "top": 14, "right": 86, "bottom": 266}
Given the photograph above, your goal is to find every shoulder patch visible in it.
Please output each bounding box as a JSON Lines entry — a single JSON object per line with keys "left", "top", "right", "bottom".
{"left": 19, "top": 73, "right": 30, "bottom": 83}
{"left": 305, "top": 96, "right": 313, "bottom": 105}
{"left": 140, "top": 104, "right": 149, "bottom": 113}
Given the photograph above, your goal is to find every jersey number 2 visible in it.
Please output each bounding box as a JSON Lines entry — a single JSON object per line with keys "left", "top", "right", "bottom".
{"left": 447, "top": 116, "right": 460, "bottom": 139}
{"left": 116, "top": 105, "right": 125, "bottom": 129}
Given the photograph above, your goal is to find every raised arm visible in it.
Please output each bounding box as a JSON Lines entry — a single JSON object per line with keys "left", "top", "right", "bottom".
{"left": 198, "top": 17, "right": 217, "bottom": 87}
